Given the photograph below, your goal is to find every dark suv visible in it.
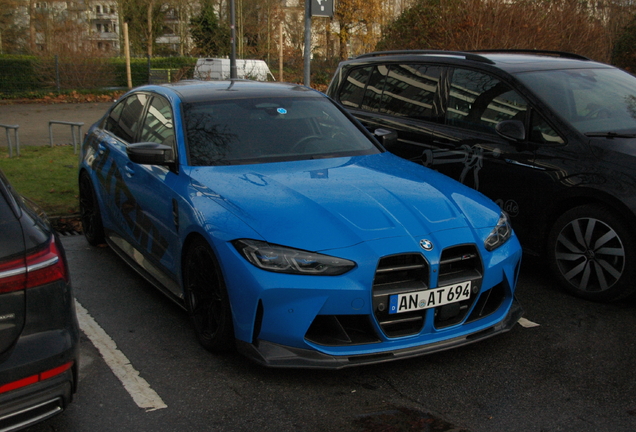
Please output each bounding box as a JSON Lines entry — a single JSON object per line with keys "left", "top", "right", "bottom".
{"left": 0, "top": 168, "right": 79, "bottom": 430}
{"left": 327, "top": 50, "right": 636, "bottom": 302}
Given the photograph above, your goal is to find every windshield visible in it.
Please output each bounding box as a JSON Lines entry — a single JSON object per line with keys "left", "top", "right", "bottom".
{"left": 183, "top": 96, "right": 380, "bottom": 166}
{"left": 516, "top": 67, "right": 636, "bottom": 135}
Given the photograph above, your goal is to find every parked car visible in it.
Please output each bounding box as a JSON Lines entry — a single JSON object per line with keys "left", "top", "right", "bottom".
{"left": 327, "top": 49, "right": 636, "bottom": 302}
{"left": 193, "top": 58, "right": 275, "bottom": 81}
{"left": 0, "top": 169, "right": 79, "bottom": 431}
{"left": 78, "top": 80, "right": 522, "bottom": 369}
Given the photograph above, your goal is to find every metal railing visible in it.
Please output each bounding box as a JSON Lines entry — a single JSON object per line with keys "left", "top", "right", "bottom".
{"left": 49, "top": 121, "right": 84, "bottom": 154}
{"left": 0, "top": 124, "right": 20, "bottom": 158}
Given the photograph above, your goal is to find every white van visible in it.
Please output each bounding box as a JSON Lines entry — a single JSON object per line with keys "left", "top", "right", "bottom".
{"left": 194, "top": 58, "right": 275, "bottom": 81}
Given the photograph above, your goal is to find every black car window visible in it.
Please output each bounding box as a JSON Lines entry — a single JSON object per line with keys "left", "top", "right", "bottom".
{"left": 360, "top": 65, "right": 388, "bottom": 112}
{"left": 447, "top": 68, "right": 528, "bottom": 134}
{"left": 517, "top": 67, "right": 636, "bottom": 135}
{"left": 139, "top": 96, "right": 175, "bottom": 147}
{"left": 0, "top": 175, "right": 17, "bottom": 223}
{"left": 105, "top": 93, "right": 149, "bottom": 143}
{"left": 530, "top": 111, "right": 565, "bottom": 144}
{"left": 338, "top": 66, "right": 373, "bottom": 109}
{"left": 380, "top": 64, "right": 443, "bottom": 122}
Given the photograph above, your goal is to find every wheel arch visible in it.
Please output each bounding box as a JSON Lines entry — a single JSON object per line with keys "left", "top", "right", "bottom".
{"left": 180, "top": 231, "right": 211, "bottom": 276}
{"left": 180, "top": 232, "right": 237, "bottom": 351}
{"left": 541, "top": 188, "right": 636, "bottom": 254}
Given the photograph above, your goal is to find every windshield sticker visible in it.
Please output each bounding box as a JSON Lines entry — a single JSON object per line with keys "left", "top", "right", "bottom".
{"left": 277, "top": 108, "right": 287, "bottom": 115}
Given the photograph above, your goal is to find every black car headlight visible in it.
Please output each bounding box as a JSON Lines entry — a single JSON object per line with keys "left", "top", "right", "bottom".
{"left": 484, "top": 212, "right": 512, "bottom": 251}
{"left": 233, "top": 239, "right": 356, "bottom": 276}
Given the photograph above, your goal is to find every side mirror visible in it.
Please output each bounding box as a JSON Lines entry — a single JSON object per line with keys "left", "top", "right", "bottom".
{"left": 127, "top": 142, "right": 175, "bottom": 166}
{"left": 495, "top": 120, "right": 526, "bottom": 142}
{"left": 374, "top": 128, "right": 398, "bottom": 149}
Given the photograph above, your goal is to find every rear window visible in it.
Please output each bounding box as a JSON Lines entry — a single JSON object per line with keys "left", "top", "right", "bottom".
{"left": 0, "top": 171, "right": 19, "bottom": 224}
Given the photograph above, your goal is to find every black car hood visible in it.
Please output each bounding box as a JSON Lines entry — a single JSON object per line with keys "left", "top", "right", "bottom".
{"left": 589, "top": 137, "right": 636, "bottom": 171}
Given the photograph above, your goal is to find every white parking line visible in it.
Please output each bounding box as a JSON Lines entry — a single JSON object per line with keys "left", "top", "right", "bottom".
{"left": 74, "top": 299, "right": 167, "bottom": 412}
{"left": 518, "top": 317, "right": 540, "bottom": 328}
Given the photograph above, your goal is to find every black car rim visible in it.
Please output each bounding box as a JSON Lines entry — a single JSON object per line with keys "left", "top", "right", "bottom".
{"left": 185, "top": 245, "right": 224, "bottom": 340}
{"left": 554, "top": 217, "right": 625, "bottom": 292}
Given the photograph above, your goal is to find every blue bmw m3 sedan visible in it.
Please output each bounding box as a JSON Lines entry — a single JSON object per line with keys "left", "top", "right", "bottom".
{"left": 78, "top": 80, "right": 523, "bottom": 368}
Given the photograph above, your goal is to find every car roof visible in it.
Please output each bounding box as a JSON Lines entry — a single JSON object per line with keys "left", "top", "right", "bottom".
{"left": 344, "top": 50, "right": 616, "bottom": 75}
{"left": 139, "top": 80, "right": 324, "bottom": 104}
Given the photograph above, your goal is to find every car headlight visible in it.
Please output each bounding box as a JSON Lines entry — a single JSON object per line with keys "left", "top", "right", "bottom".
{"left": 233, "top": 239, "right": 356, "bottom": 276}
{"left": 484, "top": 212, "right": 512, "bottom": 251}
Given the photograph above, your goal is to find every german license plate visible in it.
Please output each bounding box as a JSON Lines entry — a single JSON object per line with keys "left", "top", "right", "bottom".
{"left": 389, "top": 282, "right": 472, "bottom": 314}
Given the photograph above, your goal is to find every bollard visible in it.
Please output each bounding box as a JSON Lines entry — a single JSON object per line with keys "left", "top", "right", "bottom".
{"left": 0, "top": 124, "right": 20, "bottom": 158}
{"left": 49, "top": 121, "right": 84, "bottom": 154}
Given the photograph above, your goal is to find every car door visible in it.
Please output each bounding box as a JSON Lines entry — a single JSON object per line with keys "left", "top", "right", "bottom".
{"left": 122, "top": 94, "right": 182, "bottom": 297}
{"left": 429, "top": 66, "right": 564, "bottom": 246}
{"left": 94, "top": 92, "right": 148, "bottom": 243}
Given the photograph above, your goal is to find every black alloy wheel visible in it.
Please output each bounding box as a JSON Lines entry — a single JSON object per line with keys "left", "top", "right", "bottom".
{"left": 79, "top": 171, "right": 105, "bottom": 246}
{"left": 183, "top": 238, "right": 234, "bottom": 352}
{"left": 548, "top": 205, "right": 636, "bottom": 301}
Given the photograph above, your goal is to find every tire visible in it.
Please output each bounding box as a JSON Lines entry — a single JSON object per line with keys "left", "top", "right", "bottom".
{"left": 79, "top": 171, "right": 105, "bottom": 246}
{"left": 547, "top": 204, "right": 636, "bottom": 302}
{"left": 182, "top": 238, "right": 235, "bottom": 352}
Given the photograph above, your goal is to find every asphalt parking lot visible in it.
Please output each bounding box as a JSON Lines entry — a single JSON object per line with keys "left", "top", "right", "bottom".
{"left": 21, "top": 234, "right": 636, "bottom": 432}
{"left": 0, "top": 101, "right": 113, "bottom": 148}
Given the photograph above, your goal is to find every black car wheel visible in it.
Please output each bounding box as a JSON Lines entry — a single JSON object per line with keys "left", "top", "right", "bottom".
{"left": 183, "top": 238, "right": 234, "bottom": 352}
{"left": 79, "top": 171, "right": 105, "bottom": 246}
{"left": 548, "top": 205, "right": 636, "bottom": 301}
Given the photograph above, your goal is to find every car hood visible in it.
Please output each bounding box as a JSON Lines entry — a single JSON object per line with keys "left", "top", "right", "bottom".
{"left": 187, "top": 153, "right": 500, "bottom": 251}
{"left": 589, "top": 136, "right": 636, "bottom": 160}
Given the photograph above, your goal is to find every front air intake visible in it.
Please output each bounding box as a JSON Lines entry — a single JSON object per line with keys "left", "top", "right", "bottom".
{"left": 434, "top": 245, "right": 483, "bottom": 328}
{"left": 372, "top": 254, "right": 429, "bottom": 337}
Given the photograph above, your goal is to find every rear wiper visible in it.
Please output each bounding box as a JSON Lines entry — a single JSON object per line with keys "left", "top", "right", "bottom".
{"left": 585, "top": 132, "right": 636, "bottom": 138}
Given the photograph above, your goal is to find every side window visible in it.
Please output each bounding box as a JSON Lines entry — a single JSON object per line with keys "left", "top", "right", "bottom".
{"left": 338, "top": 66, "right": 372, "bottom": 109}
{"left": 447, "top": 68, "right": 528, "bottom": 133}
{"left": 104, "top": 93, "right": 148, "bottom": 143}
{"left": 360, "top": 65, "right": 388, "bottom": 112}
{"left": 529, "top": 111, "right": 565, "bottom": 144}
{"left": 139, "top": 96, "right": 175, "bottom": 147}
{"left": 381, "top": 64, "right": 443, "bottom": 122}
{"left": 103, "top": 100, "right": 124, "bottom": 131}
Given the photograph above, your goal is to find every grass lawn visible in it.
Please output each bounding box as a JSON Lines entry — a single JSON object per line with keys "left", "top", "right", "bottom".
{"left": 0, "top": 145, "right": 79, "bottom": 217}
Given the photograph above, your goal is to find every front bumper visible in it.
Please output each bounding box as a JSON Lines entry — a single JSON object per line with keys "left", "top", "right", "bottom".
{"left": 236, "top": 297, "right": 523, "bottom": 369}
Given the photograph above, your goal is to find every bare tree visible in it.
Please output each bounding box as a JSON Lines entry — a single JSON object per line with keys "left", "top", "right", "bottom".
{"left": 378, "top": 0, "right": 615, "bottom": 63}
